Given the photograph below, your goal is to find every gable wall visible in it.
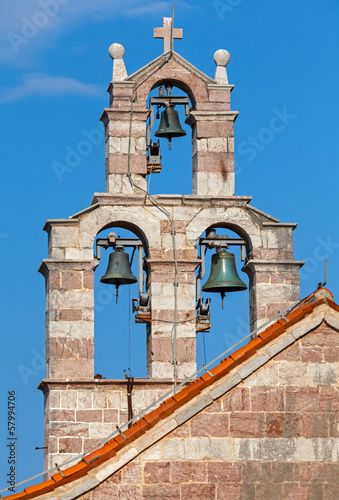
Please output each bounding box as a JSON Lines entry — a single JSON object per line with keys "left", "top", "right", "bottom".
{"left": 83, "top": 321, "right": 339, "bottom": 499}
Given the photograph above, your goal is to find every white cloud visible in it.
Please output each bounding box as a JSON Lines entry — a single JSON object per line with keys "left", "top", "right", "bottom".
{"left": 0, "top": 73, "right": 102, "bottom": 103}
{"left": 0, "top": 0, "right": 191, "bottom": 64}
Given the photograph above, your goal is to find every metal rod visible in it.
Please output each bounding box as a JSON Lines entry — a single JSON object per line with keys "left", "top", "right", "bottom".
{"left": 171, "top": 4, "right": 174, "bottom": 53}
{"left": 138, "top": 245, "right": 143, "bottom": 295}
{"left": 324, "top": 259, "right": 328, "bottom": 287}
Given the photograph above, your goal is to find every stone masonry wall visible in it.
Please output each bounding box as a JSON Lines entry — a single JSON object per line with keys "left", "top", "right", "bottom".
{"left": 40, "top": 381, "right": 174, "bottom": 471}
{"left": 81, "top": 321, "right": 339, "bottom": 499}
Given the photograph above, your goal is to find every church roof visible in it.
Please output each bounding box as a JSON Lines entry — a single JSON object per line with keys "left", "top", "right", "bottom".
{"left": 5, "top": 288, "right": 339, "bottom": 500}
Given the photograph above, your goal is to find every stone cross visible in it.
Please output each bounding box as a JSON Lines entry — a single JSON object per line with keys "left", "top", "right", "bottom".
{"left": 153, "top": 17, "right": 183, "bottom": 53}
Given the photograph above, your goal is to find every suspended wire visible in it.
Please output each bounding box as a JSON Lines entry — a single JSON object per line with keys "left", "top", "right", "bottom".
{"left": 202, "top": 331, "right": 207, "bottom": 365}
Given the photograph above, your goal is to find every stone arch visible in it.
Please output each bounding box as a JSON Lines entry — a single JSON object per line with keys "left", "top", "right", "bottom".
{"left": 185, "top": 206, "right": 263, "bottom": 253}
{"left": 78, "top": 205, "right": 161, "bottom": 255}
{"left": 133, "top": 57, "right": 209, "bottom": 104}
{"left": 149, "top": 78, "right": 197, "bottom": 109}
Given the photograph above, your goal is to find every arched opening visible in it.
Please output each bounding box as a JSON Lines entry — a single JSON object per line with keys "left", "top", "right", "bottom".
{"left": 93, "top": 224, "right": 149, "bottom": 379}
{"left": 196, "top": 225, "right": 251, "bottom": 370}
{"left": 145, "top": 81, "right": 194, "bottom": 195}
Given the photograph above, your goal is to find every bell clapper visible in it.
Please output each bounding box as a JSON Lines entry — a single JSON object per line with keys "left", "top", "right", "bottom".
{"left": 221, "top": 291, "right": 225, "bottom": 309}
{"left": 168, "top": 137, "right": 172, "bottom": 150}
{"left": 115, "top": 285, "right": 119, "bottom": 304}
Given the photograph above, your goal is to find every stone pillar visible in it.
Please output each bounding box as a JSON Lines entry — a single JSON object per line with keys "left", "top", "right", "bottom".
{"left": 187, "top": 107, "right": 238, "bottom": 196}
{"left": 39, "top": 260, "right": 96, "bottom": 380}
{"left": 244, "top": 260, "right": 303, "bottom": 332}
{"left": 101, "top": 100, "right": 148, "bottom": 195}
{"left": 147, "top": 259, "right": 198, "bottom": 379}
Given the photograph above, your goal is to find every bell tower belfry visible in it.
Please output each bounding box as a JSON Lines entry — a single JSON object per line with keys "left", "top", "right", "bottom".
{"left": 38, "top": 16, "right": 303, "bottom": 469}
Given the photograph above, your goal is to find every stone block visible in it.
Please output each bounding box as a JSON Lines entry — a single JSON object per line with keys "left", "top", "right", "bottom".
{"left": 141, "top": 484, "right": 180, "bottom": 498}
{"left": 58, "top": 437, "right": 82, "bottom": 454}
{"left": 108, "top": 136, "right": 121, "bottom": 154}
{"left": 278, "top": 362, "right": 306, "bottom": 386}
{"left": 207, "top": 461, "right": 240, "bottom": 483}
{"left": 230, "top": 413, "right": 264, "bottom": 438}
{"left": 61, "top": 391, "right": 77, "bottom": 409}
{"left": 222, "top": 387, "right": 250, "bottom": 411}
{"left": 171, "top": 461, "right": 206, "bottom": 483}
{"left": 89, "top": 422, "right": 113, "bottom": 439}
{"left": 49, "top": 226, "right": 79, "bottom": 249}
{"left": 255, "top": 363, "right": 279, "bottom": 385}
{"left": 185, "top": 437, "right": 234, "bottom": 460}
{"left": 162, "top": 438, "right": 185, "bottom": 459}
{"left": 265, "top": 412, "right": 301, "bottom": 438}
{"left": 285, "top": 387, "right": 319, "bottom": 412}
{"left": 261, "top": 438, "right": 295, "bottom": 461}
{"left": 251, "top": 387, "right": 284, "bottom": 411}
{"left": 228, "top": 137, "right": 234, "bottom": 152}
{"left": 139, "top": 443, "right": 162, "bottom": 461}
{"left": 307, "top": 363, "right": 337, "bottom": 386}
{"left": 77, "top": 392, "right": 93, "bottom": 410}
{"left": 190, "top": 413, "right": 229, "bottom": 437}
{"left": 48, "top": 358, "right": 93, "bottom": 380}
{"left": 64, "top": 248, "right": 83, "bottom": 259}
{"left": 195, "top": 121, "right": 234, "bottom": 139}
{"left": 121, "top": 463, "right": 142, "bottom": 484}
{"left": 234, "top": 438, "right": 260, "bottom": 461}
{"left": 181, "top": 483, "right": 216, "bottom": 499}
{"left": 302, "top": 413, "right": 329, "bottom": 438}
{"left": 208, "top": 137, "right": 228, "bottom": 152}
{"left": 294, "top": 438, "right": 324, "bottom": 462}
{"left": 107, "top": 154, "right": 147, "bottom": 174}
{"left": 144, "top": 461, "right": 170, "bottom": 483}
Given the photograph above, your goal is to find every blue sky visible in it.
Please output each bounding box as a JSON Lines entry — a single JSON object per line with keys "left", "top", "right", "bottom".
{"left": 0, "top": 0, "right": 338, "bottom": 493}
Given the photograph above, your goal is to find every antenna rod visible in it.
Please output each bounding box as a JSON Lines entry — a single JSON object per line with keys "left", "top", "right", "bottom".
{"left": 171, "top": 4, "right": 174, "bottom": 53}
{"left": 323, "top": 259, "right": 328, "bottom": 287}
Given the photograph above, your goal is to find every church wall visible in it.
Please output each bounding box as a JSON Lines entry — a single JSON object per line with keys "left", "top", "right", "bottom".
{"left": 81, "top": 322, "right": 339, "bottom": 499}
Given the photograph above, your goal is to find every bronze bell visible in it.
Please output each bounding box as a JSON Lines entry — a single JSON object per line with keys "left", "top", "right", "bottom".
{"left": 155, "top": 105, "right": 186, "bottom": 150}
{"left": 100, "top": 245, "right": 137, "bottom": 301}
{"left": 202, "top": 249, "right": 247, "bottom": 308}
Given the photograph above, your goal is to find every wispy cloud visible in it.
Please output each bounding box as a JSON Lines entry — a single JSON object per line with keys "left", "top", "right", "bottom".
{"left": 0, "top": 73, "right": 102, "bottom": 103}
{"left": 0, "top": 0, "right": 193, "bottom": 64}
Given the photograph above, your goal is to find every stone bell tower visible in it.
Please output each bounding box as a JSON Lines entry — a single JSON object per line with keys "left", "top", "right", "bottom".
{"left": 38, "top": 16, "right": 303, "bottom": 469}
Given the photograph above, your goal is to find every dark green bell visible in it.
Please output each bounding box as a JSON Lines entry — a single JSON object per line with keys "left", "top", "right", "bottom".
{"left": 202, "top": 249, "right": 247, "bottom": 308}
{"left": 100, "top": 245, "right": 137, "bottom": 301}
{"left": 154, "top": 105, "right": 186, "bottom": 150}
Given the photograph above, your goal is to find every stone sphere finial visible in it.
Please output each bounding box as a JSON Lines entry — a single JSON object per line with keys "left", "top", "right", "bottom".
{"left": 109, "top": 43, "right": 125, "bottom": 60}
{"left": 214, "top": 49, "right": 230, "bottom": 67}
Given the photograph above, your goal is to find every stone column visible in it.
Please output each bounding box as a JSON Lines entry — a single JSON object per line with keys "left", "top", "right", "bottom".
{"left": 187, "top": 108, "right": 238, "bottom": 196}
{"left": 244, "top": 260, "right": 304, "bottom": 332}
{"left": 147, "top": 259, "right": 198, "bottom": 380}
{"left": 39, "top": 260, "right": 97, "bottom": 380}
{"left": 101, "top": 100, "right": 148, "bottom": 195}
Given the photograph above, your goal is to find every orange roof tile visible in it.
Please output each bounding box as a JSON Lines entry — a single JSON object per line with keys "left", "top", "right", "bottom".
{"left": 3, "top": 288, "right": 337, "bottom": 500}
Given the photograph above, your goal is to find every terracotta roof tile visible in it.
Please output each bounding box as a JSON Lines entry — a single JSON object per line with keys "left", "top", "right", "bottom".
{"left": 3, "top": 288, "right": 337, "bottom": 500}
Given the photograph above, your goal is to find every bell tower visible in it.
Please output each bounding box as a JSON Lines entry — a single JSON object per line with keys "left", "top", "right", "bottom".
{"left": 38, "top": 15, "right": 303, "bottom": 470}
